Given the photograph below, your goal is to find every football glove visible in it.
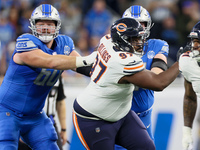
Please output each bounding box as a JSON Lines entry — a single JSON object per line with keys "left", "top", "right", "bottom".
{"left": 182, "top": 126, "right": 193, "bottom": 150}
{"left": 177, "top": 45, "right": 191, "bottom": 61}
{"left": 189, "top": 50, "right": 200, "bottom": 63}
{"left": 76, "top": 51, "right": 97, "bottom": 68}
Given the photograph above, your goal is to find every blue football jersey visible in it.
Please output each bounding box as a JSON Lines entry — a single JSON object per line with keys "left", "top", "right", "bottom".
{"left": 0, "top": 34, "right": 74, "bottom": 115}
{"left": 132, "top": 39, "right": 169, "bottom": 113}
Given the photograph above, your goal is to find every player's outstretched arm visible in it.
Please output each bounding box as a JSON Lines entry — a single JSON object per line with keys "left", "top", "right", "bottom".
{"left": 182, "top": 79, "right": 197, "bottom": 150}
{"left": 183, "top": 79, "right": 197, "bottom": 127}
{"left": 13, "top": 49, "right": 96, "bottom": 70}
{"left": 119, "top": 62, "right": 179, "bottom": 91}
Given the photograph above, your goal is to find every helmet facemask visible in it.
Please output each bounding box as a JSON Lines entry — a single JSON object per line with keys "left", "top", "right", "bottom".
{"left": 125, "top": 35, "right": 145, "bottom": 57}
{"left": 187, "top": 26, "right": 200, "bottom": 58}
{"left": 111, "top": 18, "right": 146, "bottom": 57}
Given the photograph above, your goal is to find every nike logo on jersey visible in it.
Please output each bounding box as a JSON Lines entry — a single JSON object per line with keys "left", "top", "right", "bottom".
{"left": 146, "top": 124, "right": 151, "bottom": 129}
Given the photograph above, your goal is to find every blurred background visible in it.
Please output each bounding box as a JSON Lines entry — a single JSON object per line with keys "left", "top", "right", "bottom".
{"left": 1, "top": 0, "right": 200, "bottom": 77}
{"left": 0, "top": 0, "right": 200, "bottom": 150}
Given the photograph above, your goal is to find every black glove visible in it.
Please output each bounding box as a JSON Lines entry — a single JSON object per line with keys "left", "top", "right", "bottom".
{"left": 177, "top": 45, "right": 191, "bottom": 61}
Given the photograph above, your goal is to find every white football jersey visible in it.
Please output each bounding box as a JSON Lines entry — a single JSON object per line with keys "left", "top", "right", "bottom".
{"left": 77, "top": 34, "right": 145, "bottom": 122}
{"left": 179, "top": 52, "right": 200, "bottom": 98}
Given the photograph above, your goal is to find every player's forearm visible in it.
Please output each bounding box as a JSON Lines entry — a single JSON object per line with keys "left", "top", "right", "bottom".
{"left": 156, "top": 62, "right": 179, "bottom": 90}
{"left": 139, "top": 62, "right": 179, "bottom": 91}
{"left": 183, "top": 96, "right": 197, "bottom": 127}
{"left": 57, "top": 100, "right": 67, "bottom": 129}
{"left": 43, "top": 55, "right": 94, "bottom": 70}
{"left": 14, "top": 49, "right": 95, "bottom": 70}
{"left": 46, "top": 55, "right": 77, "bottom": 70}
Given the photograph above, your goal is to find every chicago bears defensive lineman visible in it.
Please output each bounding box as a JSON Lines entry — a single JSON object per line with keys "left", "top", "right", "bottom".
{"left": 115, "top": 6, "right": 169, "bottom": 149}
{"left": 72, "top": 17, "right": 179, "bottom": 150}
{"left": 179, "top": 21, "right": 200, "bottom": 150}
{"left": 0, "top": 4, "right": 95, "bottom": 150}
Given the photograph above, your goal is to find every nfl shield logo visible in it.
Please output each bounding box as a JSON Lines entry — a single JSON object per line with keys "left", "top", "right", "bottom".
{"left": 95, "top": 127, "right": 100, "bottom": 133}
{"left": 64, "top": 45, "right": 70, "bottom": 55}
{"left": 147, "top": 51, "right": 155, "bottom": 59}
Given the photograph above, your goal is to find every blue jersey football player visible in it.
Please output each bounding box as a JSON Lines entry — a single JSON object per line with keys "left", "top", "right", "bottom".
{"left": 0, "top": 4, "right": 96, "bottom": 150}
{"left": 115, "top": 5, "right": 169, "bottom": 150}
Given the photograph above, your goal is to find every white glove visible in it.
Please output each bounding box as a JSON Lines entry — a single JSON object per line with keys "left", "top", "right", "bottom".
{"left": 182, "top": 126, "right": 193, "bottom": 150}
{"left": 76, "top": 51, "right": 97, "bottom": 67}
{"left": 189, "top": 50, "right": 200, "bottom": 62}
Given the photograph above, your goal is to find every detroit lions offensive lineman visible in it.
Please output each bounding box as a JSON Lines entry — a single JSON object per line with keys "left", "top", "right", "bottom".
{"left": 179, "top": 21, "right": 200, "bottom": 150}
{"left": 123, "top": 5, "right": 169, "bottom": 141}
{"left": 0, "top": 4, "right": 95, "bottom": 150}
{"left": 72, "top": 17, "right": 179, "bottom": 150}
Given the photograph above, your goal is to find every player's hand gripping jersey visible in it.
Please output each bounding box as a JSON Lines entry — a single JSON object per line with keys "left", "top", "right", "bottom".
{"left": 76, "top": 35, "right": 145, "bottom": 122}
{"left": 179, "top": 52, "right": 200, "bottom": 98}
{"left": 0, "top": 34, "right": 74, "bottom": 115}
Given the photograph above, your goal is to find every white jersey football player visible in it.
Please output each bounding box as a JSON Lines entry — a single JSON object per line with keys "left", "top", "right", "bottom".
{"left": 117, "top": 6, "right": 169, "bottom": 146}
{"left": 179, "top": 21, "right": 200, "bottom": 150}
{"left": 72, "top": 17, "right": 179, "bottom": 150}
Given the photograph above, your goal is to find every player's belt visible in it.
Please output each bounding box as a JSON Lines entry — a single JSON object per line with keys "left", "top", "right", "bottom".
{"left": 14, "top": 110, "right": 43, "bottom": 117}
{"left": 74, "top": 110, "right": 101, "bottom": 120}
{"left": 0, "top": 104, "right": 43, "bottom": 117}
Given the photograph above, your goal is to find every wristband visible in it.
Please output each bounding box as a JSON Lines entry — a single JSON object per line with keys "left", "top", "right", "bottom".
{"left": 61, "top": 128, "right": 66, "bottom": 132}
{"left": 183, "top": 126, "right": 192, "bottom": 135}
{"left": 76, "top": 57, "right": 87, "bottom": 68}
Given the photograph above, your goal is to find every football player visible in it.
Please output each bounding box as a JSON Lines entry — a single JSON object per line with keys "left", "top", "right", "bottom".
{"left": 179, "top": 21, "right": 200, "bottom": 150}
{"left": 0, "top": 4, "right": 95, "bottom": 150}
{"left": 116, "top": 6, "right": 169, "bottom": 150}
{"left": 72, "top": 17, "right": 179, "bottom": 150}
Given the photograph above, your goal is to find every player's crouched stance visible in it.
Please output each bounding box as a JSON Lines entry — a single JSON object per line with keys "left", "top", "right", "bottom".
{"left": 72, "top": 18, "right": 180, "bottom": 150}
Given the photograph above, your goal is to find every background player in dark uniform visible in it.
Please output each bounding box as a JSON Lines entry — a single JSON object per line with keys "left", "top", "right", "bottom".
{"left": 44, "top": 76, "right": 67, "bottom": 150}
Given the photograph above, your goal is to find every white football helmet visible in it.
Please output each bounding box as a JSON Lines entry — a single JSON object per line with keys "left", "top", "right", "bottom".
{"left": 122, "top": 5, "right": 153, "bottom": 38}
{"left": 29, "top": 4, "right": 61, "bottom": 43}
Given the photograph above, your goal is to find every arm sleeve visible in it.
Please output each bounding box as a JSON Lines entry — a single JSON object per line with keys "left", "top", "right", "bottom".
{"left": 56, "top": 77, "right": 66, "bottom": 101}
{"left": 76, "top": 65, "right": 92, "bottom": 77}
